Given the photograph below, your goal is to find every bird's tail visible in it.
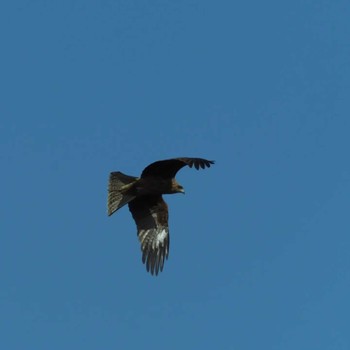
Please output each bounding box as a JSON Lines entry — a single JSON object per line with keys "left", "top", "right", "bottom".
{"left": 107, "top": 172, "right": 138, "bottom": 216}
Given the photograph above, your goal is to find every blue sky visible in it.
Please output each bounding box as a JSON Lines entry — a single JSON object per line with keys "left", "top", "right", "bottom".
{"left": 1, "top": 1, "right": 350, "bottom": 349}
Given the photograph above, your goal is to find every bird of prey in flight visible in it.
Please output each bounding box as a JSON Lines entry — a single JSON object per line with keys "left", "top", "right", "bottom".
{"left": 107, "top": 157, "right": 214, "bottom": 276}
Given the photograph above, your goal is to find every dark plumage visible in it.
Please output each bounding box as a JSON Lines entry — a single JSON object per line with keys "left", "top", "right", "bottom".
{"left": 107, "top": 157, "right": 214, "bottom": 275}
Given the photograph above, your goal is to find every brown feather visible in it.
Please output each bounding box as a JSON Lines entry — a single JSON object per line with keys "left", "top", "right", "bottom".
{"left": 141, "top": 157, "right": 214, "bottom": 179}
{"left": 107, "top": 172, "right": 138, "bottom": 216}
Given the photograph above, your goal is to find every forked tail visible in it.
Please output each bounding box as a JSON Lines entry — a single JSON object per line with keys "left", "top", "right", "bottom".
{"left": 107, "top": 172, "right": 138, "bottom": 216}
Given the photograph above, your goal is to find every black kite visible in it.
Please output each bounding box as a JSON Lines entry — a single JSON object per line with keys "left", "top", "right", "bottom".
{"left": 107, "top": 157, "right": 214, "bottom": 276}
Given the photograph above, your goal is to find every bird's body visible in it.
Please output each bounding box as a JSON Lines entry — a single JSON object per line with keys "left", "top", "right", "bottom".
{"left": 107, "top": 157, "right": 214, "bottom": 275}
{"left": 127, "top": 177, "right": 183, "bottom": 196}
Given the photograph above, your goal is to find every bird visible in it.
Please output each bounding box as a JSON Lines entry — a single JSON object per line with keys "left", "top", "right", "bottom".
{"left": 107, "top": 157, "right": 214, "bottom": 276}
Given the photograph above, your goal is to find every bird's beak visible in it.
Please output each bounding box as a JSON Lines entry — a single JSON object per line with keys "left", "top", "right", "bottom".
{"left": 179, "top": 188, "right": 185, "bottom": 194}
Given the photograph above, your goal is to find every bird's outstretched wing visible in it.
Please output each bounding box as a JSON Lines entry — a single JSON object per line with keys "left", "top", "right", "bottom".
{"left": 141, "top": 157, "right": 214, "bottom": 179}
{"left": 128, "top": 196, "right": 169, "bottom": 275}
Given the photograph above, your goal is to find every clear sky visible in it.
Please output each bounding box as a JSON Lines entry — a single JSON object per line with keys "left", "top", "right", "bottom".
{"left": 1, "top": 1, "right": 349, "bottom": 349}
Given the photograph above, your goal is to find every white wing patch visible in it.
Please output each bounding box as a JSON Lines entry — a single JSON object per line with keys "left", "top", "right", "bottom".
{"left": 155, "top": 228, "right": 168, "bottom": 246}
{"left": 139, "top": 228, "right": 168, "bottom": 249}
{"left": 138, "top": 227, "right": 169, "bottom": 275}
